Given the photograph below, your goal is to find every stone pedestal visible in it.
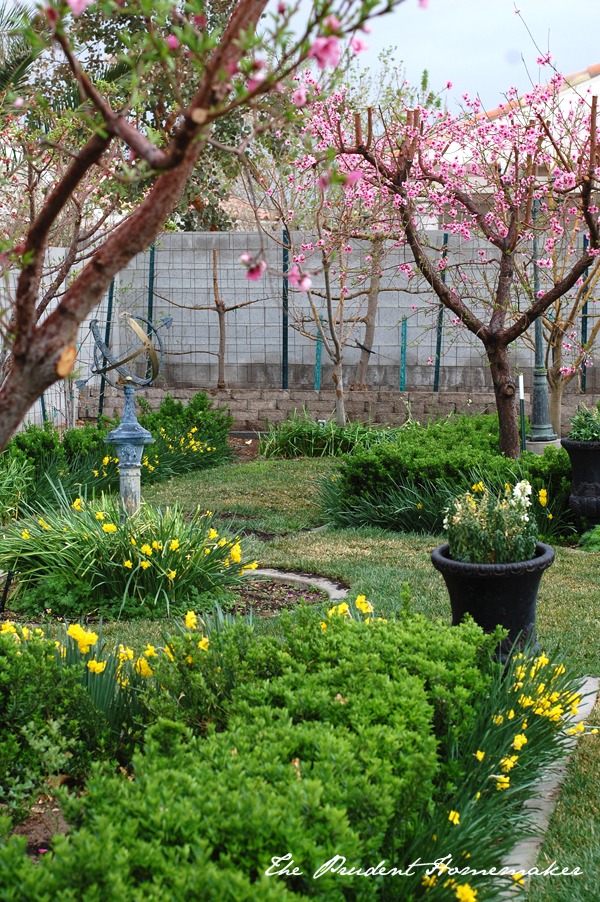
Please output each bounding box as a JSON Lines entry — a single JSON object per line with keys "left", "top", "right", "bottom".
{"left": 105, "top": 382, "right": 154, "bottom": 516}
{"left": 525, "top": 438, "right": 562, "bottom": 455}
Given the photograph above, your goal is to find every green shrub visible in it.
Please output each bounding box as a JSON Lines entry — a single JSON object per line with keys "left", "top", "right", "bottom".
{"left": 259, "top": 410, "right": 404, "bottom": 458}
{"left": 0, "top": 455, "right": 34, "bottom": 524}
{"left": 0, "top": 606, "right": 585, "bottom": 902}
{"left": 8, "top": 421, "right": 63, "bottom": 470}
{"left": 2, "top": 494, "right": 258, "bottom": 619}
{"left": 136, "top": 390, "right": 233, "bottom": 450}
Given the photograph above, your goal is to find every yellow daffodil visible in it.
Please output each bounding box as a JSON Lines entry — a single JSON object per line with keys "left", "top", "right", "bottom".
{"left": 102, "top": 523, "right": 117, "bottom": 533}
{"left": 495, "top": 775, "right": 510, "bottom": 791}
{"left": 208, "top": 528, "right": 218, "bottom": 540}
{"left": 167, "top": 570, "right": 176, "bottom": 579}
{"left": 124, "top": 560, "right": 133, "bottom": 569}
{"left": 448, "top": 810, "right": 460, "bottom": 825}
{"left": 95, "top": 512, "right": 105, "bottom": 520}
{"left": 38, "top": 519, "right": 51, "bottom": 531}
{"left": 198, "top": 636, "right": 209, "bottom": 651}
{"left": 145, "top": 644, "right": 158, "bottom": 657}
{"left": 87, "top": 660, "right": 106, "bottom": 674}
{"left": 185, "top": 611, "right": 197, "bottom": 630}
{"left": 475, "top": 750, "right": 485, "bottom": 761}
{"left": 170, "top": 539, "right": 180, "bottom": 551}
{"left": 21, "top": 529, "right": 30, "bottom": 539}
{"left": 140, "top": 544, "right": 152, "bottom": 556}
{"left": 230, "top": 543, "right": 242, "bottom": 564}
{"left": 512, "top": 734, "right": 528, "bottom": 751}
{"left": 134, "top": 657, "right": 153, "bottom": 677}
{"left": 140, "top": 560, "right": 151, "bottom": 570}
{"left": 455, "top": 884, "right": 478, "bottom": 902}
{"left": 538, "top": 489, "right": 547, "bottom": 507}
{"left": 72, "top": 498, "right": 84, "bottom": 511}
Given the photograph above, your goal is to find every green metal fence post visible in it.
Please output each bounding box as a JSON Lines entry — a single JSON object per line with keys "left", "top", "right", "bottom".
{"left": 433, "top": 232, "right": 448, "bottom": 393}
{"left": 282, "top": 229, "right": 289, "bottom": 389}
{"left": 400, "top": 315, "right": 407, "bottom": 391}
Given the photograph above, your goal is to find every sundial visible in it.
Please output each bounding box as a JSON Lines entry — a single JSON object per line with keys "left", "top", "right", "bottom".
{"left": 77, "top": 312, "right": 173, "bottom": 517}
{"left": 87, "top": 312, "right": 172, "bottom": 389}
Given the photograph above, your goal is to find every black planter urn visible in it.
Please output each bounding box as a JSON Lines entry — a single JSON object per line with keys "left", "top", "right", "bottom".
{"left": 561, "top": 438, "right": 600, "bottom": 529}
{"left": 431, "top": 542, "right": 555, "bottom": 660}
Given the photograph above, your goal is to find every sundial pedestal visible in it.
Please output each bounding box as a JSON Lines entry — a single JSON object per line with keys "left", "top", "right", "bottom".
{"left": 105, "top": 383, "right": 154, "bottom": 517}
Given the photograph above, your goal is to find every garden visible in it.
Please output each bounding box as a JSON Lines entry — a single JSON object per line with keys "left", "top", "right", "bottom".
{"left": 2, "top": 0, "right": 600, "bottom": 899}
{"left": 1, "top": 390, "right": 600, "bottom": 902}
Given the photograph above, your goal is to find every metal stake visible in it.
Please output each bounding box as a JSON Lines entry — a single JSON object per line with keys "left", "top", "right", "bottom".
{"left": 528, "top": 200, "right": 557, "bottom": 442}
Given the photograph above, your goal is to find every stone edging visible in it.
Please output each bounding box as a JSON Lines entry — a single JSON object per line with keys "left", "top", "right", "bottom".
{"left": 500, "top": 675, "right": 599, "bottom": 896}
{"left": 252, "top": 568, "right": 349, "bottom": 602}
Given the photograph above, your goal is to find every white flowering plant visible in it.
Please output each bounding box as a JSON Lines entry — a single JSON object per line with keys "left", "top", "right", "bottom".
{"left": 444, "top": 481, "right": 538, "bottom": 564}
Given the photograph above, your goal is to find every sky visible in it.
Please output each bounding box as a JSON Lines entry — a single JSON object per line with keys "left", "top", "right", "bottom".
{"left": 352, "top": 0, "right": 600, "bottom": 110}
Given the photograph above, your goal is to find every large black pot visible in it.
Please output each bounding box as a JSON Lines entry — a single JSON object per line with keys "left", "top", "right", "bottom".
{"left": 431, "top": 543, "right": 555, "bottom": 660}
{"left": 561, "top": 438, "right": 600, "bottom": 529}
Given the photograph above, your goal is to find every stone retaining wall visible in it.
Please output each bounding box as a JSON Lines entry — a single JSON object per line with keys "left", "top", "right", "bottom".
{"left": 81, "top": 385, "right": 599, "bottom": 437}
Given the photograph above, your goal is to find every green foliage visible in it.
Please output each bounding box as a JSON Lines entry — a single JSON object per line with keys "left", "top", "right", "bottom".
{"left": 8, "top": 421, "right": 63, "bottom": 470}
{"left": 336, "top": 415, "right": 503, "bottom": 502}
{"left": 2, "top": 492, "right": 258, "bottom": 619}
{"left": 0, "top": 627, "right": 109, "bottom": 819}
{"left": 0, "top": 454, "right": 33, "bottom": 524}
{"left": 579, "top": 525, "right": 600, "bottom": 552}
{"left": 445, "top": 482, "right": 538, "bottom": 564}
{"left": 0, "top": 607, "right": 584, "bottom": 901}
{"left": 324, "top": 418, "right": 575, "bottom": 539}
{"left": 567, "top": 403, "right": 600, "bottom": 441}
{"left": 136, "top": 391, "right": 233, "bottom": 450}
{"left": 259, "top": 410, "right": 404, "bottom": 458}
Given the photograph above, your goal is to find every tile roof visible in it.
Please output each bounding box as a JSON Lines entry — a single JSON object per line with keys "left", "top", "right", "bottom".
{"left": 483, "top": 64, "right": 600, "bottom": 121}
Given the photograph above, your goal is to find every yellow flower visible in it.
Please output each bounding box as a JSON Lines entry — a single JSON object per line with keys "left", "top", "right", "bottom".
{"left": 513, "top": 734, "right": 528, "bottom": 751}
{"left": 21, "top": 529, "right": 30, "bottom": 539}
{"left": 118, "top": 645, "right": 134, "bottom": 662}
{"left": 124, "top": 560, "right": 133, "bottom": 569}
{"left": 93, "top": 470, "right": 99, "bottom": 477}
{"left": 448, "top": 810, "right": 460, "bottom": 825}
{"left": 328, "top": 601, "right": 350, "bottom": 618}
{"left": 140, "top": 560, "right": 151, "bottom": 570}
{"left": 95, "top": 512, "right": 105, "bottom": 520}
{"left": 206, "top": 510, "right": 212, "bottom": 516}
{"left": 131, "top": 538, "right": 136, "bottom": 546}
{"left": 38, "top": 519, "right": 51, "bottom": 531}
{"left": 422, "top": 874, "right": 438, "bottom": 887}
{"left": 475, "top": 750, "right": 485, "bottom": 761}
{"left": 87, "top": 660, "right": 106, "bottom": 674}
{"left": 501, "top": 755, "right": 518, "bottom": 772}
{"left": 140, "top": 544, "right": 152, "bottom": 555}
{"left": 204, "top": 548, "right": 210, "bottom": 555}
{"left": 135, "top": 657, "right": 153, "bottom": 677}
{"left": 102, "top": 456, "right": 110, "bottom": 466}
{"left": 198, "top": 636, "right": 209, "bottom": 651}
{"left": 320, "top": 622, "right": 327, "bottom": 631}
{"left": 455, "top": 884, "right": 477, "bottom": 902}
{"left": 538, "top": 489, "right": 547, "bottom": 507}
{"left": 507, "top": 709, "right": 515, "bottom": 719}
{"left": 355, "top": 595, "right": 374, "bottom": 614}
{"left": 170, "top": 539, "right": 180, "bottom": 551}
{"left": 495, "top": 775, "right": 510, "bottom": 791}
{"left": 417, "top": 502, "right": 423, "bottom": 509}
{"left": 165, "top": 645, "right": 174, "bottom": 662}
{"left": 152, "top": 540, "right": 162, "bottom": 550}
{"left": 102, "top": 523, "right": 117, "bottom": 533}
{"left": 72, "top": 498, "right": 84, "bottom": 511}
{"left": 493, "top": 714, "right": 504, "bottom": 725}
{"left": 167, "top": 570, "right": 176, "bottom": 579}
{"left": 548, "top": 513, "right": 553, "bottom": 520}
{"left": 144, "top": 644, "right": 158, "bottom": 657}
{"left": 185, "top": 611, "right": 197, "bottom": 630}
{"left": 513, "top": 874, "right": 525, "bottom": 886}
{"left": 230, "top": 543, "right": 242, "bottom": 564}
{"left": 208, "top": 528, "right": 218, "bottom": 540}
{"left": 67, "top": 624, "right": 98, "bottom": 654}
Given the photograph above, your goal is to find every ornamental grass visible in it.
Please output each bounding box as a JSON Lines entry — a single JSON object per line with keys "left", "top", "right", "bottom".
{"left": 0, "top": 491, "right": 258, "bottom": 617}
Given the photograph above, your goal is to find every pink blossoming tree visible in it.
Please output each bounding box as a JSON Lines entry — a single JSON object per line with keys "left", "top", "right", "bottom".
{"left": 314, "top": 76, "right": 600, "bottom": 456}
{"left": 0, "top": 0, "right": 405, "bottom": 451}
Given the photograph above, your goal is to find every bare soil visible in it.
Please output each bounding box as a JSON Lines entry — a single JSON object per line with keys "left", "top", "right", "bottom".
{"left": 221, "top": 578, "right": 328, "bottom": 616}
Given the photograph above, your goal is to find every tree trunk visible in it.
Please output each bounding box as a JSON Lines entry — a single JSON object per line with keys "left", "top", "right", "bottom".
{"left": 213, "top": 249, "right": 227, "bottom": 388}
{"left": 549, "top": 381, "right": 564, "bottom": 438}
{"left": 331, "top": 359, "right": 346, "bottom": 426}
{"left": 355, "top": 238, "right": 383, "bottom": 390}
{"left": 486, "top": 342, "right": 520, "bottom": 458}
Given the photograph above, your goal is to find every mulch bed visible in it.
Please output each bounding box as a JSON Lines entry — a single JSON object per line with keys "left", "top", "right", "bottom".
{"left": 221, "top": 579, "right": 328, "bottom": 616}
{"left": 227, "top": 436, "right": 261, "bottom": 462}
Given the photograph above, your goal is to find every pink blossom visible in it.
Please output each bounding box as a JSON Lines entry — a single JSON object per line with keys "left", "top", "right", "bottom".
{"left": 248, "top": 71, "right": 266, "bottom": 93}
{"left": 13, "top": 98, "right": 23, "bottom": 109}
{"left": 292, "top": 85, "right": 308, "bottom": 107}
{"left": 419, "top": 0, "right": 428, "bottom": 7}
{"left": 166, "top": 35, "right": 180, "bottom": 51}
{"left": 350, "top": 36, "right": 368, "bottom": 55}
{"left": 537, "top": 52, "right": 552, "bottom": 66}
{"left": 240, "top": 252, "right": 252, "bottom": 265}
{"left": 427, "top": 358, "right": 434, "bottom": 365}
{"left": 309, "top": 36, "right": 340, "bottom": 70}
{"left": 277, "top": 2, "right": 286, "bottom": 14}
{"left": 323, "top": 14, "right": 341, "bottom": 32}
{"left": 446, "top": 81, "right": 453, "bottom": 90}
{"left": 361, "top": 22, "right": 372, "bottom": 34}
{"left": 289, "top": 266, "right": 312, "bottom": 291}
{"left": 246, "top": 260, "right": 267, "bottom": 281}
{"left": 344, "top": 169, "right": 363, "bottom": 187}
{"left": 66, "top": 0, "right": 94, "bottom": 14}
{"left": 192, "top": 14, "right": 206, "bottom": 27}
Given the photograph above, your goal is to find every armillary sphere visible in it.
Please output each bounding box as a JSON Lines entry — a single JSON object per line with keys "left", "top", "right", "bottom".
{"left": 87, "top": 312, "right": 172, "bottom": 390}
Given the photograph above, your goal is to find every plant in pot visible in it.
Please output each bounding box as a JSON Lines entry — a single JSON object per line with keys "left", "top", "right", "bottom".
{"left": 561, "top": 403, "right": 600, "bottom": 529}
{"left": 431, "top": 481, "right": 554, "bottom": 661}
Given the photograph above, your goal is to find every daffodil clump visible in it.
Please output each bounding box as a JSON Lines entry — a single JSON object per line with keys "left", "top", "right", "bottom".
{"left": 0, "top": 495, "right": 258, "bottom": 617}
{"left": 444, "top": 481, "right": 538, "bottom": 564}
